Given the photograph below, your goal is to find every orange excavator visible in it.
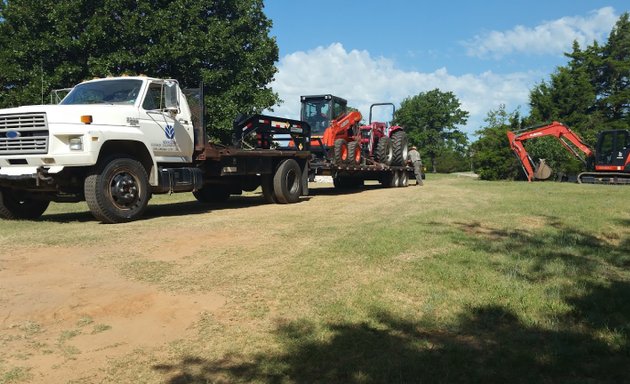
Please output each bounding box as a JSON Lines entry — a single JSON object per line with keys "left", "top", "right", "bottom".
{"left": 507, "top": 121, "right": 630, "bottom": 184}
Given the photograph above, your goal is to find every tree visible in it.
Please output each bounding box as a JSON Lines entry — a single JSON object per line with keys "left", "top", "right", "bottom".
{"left": 471, "top": 105, "right": 522, "bottom": 181}
{"left": 0, "top": 0, "right": 279, "bottom": 143}
{"left": 394, "top": 89, "right": 469, "bottom": 173}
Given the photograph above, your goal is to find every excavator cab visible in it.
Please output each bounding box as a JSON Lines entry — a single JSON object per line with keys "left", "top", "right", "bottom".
{"left": 595, "top": 130, "right": 630, "bottom": 168}
{"left": 300, "top": 95, "right": 347, "bottom": 136}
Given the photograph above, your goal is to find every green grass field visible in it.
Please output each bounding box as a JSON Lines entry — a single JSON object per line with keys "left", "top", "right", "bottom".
{"left": 1, "top": 175, "right": 629, "bottom": 383}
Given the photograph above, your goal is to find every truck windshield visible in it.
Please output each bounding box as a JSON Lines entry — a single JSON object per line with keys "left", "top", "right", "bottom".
{"left": 60, "top": 79, "right": 143, "bottom": 105}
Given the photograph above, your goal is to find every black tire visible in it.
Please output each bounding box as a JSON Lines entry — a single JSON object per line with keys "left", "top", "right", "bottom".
{"left": 379, "top": 172, "right": 393, "bottom": 187}
{"left": 347, "top": 141, "right": 361, "bottom": 165}
{"left": 193, "top": 187, "right": 230, "bottom": 203}
{"left": 333, "top": 138, "right": 348, "bottom": 165}
{"left": 391, "top": 131, "right": 408, "bottom": 166}
{"left": 391, "top": 170, "right": 401, "bottom": 187}
{"left": 84, "top": 157, "right": 150, "bottom": 223}
{"left": 301, "top": 165, "right": 309, "bottom": 196}
{"left": 273, "top": 159, "right": 302, "bottom": 204}
{"left": 398, "top": 170, "right": 409, "bottom": 187}
{"left": 0, "top": 188, "right": 50, "bottom": 220}
{"left": 261, "top": 174, "right": 277, "bottom": 203}
{"left": 376, "top": 136, "right": 393, "bottom": 165}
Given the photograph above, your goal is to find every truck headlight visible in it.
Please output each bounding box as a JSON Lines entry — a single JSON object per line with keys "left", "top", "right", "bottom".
{"left": 69, "top": 137, "right": 83, "bottom": 151}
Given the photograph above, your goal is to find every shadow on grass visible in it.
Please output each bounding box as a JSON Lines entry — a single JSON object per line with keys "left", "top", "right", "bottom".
{"left": 308, "top": 183, "right": 384, "bottom": 196}
{"left": 154, "top": 297, "right": 630, "bottom": 383}
{"left": 39, "top": 193, "right": 309, "bottom": 223}
{"left": 447, "top": 217, "right": 630, "bottom": 273}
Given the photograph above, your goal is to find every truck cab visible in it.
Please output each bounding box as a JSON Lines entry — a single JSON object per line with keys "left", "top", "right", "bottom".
{"left": 0, "top": 76, "right": 196, "bottom": 182}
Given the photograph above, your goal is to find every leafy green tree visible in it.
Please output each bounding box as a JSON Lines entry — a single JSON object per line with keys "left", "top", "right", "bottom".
{"left": 598, "top": 12, "right": 630, "bottom": 130}
{"left": 0, "top": 0, "right": 279, "bottom": 143}
{"left": 471, "top": 105, "right": 522, "bottom": 181}
{"left": 530, "top": 12, "right": 629, "bottom": 139}
{"left": 394, "top": 89, "right": 469, "bottom": 173}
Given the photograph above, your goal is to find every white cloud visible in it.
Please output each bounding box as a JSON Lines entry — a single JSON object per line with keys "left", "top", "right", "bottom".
{"left": 270, "top": 43, "right": 540, "bottom": 136}
{"left": 463, "top": 7, "right": 618, "bottom": 59}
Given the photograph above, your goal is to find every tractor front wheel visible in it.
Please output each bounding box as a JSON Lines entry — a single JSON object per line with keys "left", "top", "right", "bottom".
{"left": 333, "top": 139, "right": 349, "bottom": 165}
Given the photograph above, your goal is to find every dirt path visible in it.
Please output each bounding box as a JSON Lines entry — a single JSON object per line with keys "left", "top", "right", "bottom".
{"left": 1, "top": 243, "right": 225, "bottom": 383}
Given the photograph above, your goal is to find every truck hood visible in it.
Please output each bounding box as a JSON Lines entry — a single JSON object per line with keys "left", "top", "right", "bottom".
{"left": 0, "top": 104, "right": 139, "bottom": 126}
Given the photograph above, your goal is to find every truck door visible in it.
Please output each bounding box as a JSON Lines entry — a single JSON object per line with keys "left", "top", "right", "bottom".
{"left": 139, "top": 80, "right": 194, "bottom": 162}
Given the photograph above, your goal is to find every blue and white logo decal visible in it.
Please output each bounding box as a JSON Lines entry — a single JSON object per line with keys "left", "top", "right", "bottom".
{"left": 165, "top": 125, "right": 175, "bottom": 140}
{"left": 6, "top": 130, "right": 21, "bottom": 139}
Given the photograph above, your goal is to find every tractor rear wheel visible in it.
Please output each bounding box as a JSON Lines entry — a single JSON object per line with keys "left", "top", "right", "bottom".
{"left": 273, "top": 159, "right": 302, "bottom": 204}
{"left": 333, "top": 139, "right": 349, "bottom": 165}
{"left": 391, "top": 131, "right": 408, "bottom": 165}
{"left": 376, "top": 137, "right": 393, "bottom": 165}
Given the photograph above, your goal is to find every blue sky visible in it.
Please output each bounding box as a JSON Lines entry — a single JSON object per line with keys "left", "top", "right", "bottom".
{"left": 264, "top": 1, "right": 628, "bottom": 137}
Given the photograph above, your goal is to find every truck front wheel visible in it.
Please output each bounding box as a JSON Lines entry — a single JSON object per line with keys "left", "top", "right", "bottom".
{"left": 0, "top": 188, "right": 50, "bottom": 220}
{"left": 84, "top": 157, "right": 150, "bottom": 223}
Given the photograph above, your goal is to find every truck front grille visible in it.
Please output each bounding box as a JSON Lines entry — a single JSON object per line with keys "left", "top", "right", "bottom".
{"left": 0, "top": 113, "right": 48, "bottom": 155}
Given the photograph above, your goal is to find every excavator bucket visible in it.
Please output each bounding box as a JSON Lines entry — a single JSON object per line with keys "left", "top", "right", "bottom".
{"left": 533, "top": 159, "right": 553, "bottom": 180}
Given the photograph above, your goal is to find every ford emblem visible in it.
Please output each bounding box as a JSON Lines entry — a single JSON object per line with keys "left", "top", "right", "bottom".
{"left": 6, "top": 130, "right": 21, "bottom": 139}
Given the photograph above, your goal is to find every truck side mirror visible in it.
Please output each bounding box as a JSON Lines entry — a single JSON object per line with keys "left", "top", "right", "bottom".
{"left": 164, "top": 81, "right": 179, "bottom": 114}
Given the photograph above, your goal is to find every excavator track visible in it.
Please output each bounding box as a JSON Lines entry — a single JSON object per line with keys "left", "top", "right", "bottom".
{"left": 578, "top": 172, "right": 630, "bottom": 185}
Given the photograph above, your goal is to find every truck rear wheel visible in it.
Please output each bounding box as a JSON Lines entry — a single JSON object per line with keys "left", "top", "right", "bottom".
{"left": 376, "top": 137, "right": 393, "bottom": 165}
{"left": 0, "top": 188, "right": 50, "bottom": 220}
{"left": 397, "top": 170, "right": 409, "bottom": 187}
{"left": 333, "top": 139, "right": 348, "bottom": 165}
{"left": 391, "top": 131, "right": 408, "bottom": 165}
{"left": 193, "top": 187, "right": 230, "bottom": 203}
{"left": 261, "top": 174, "right": 277, "bottom": 203}
{"left": 273, "top": 159, "right": 302, "bottom": 204}
{"left": 85, "top": 157, "right": 150, "bottom": 223}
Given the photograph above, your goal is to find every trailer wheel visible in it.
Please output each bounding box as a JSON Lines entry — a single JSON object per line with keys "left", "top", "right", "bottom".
{"left": 380, "top": 172, "right": 393, "bottom": 187}
{"left": 261, "top": 174, "right": 277, "bottom": 203}
{"left": 193, "top": 187, "right": 230, "bottom": 203}
{"left": 376, "top": 137, "right": 393, "bottom": 165}
{"left": 397, "top": 170, "right": 409, "bottom": 187}
{"left": 273, "top": 159, "right": 302, "bottom": 204}
{"left": 347, "top": 141, "right": 361, "bottom": 165}
{"left": 301, "top": 165, "right": 309, "bottom": 196}
{"left": 0, "top": 188, "right": 50, "bottom": 220}
{"left": 391, "top": 131, "right": 408, "bottom": 166}
{"left": 84, "top": 157, "right": 150, "bottom": 223}
{"left": 391, "top": 170, "right": 401, "bottom": 187}
{"left": 333, "top": 139, "right": 349, "bottom": 165}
